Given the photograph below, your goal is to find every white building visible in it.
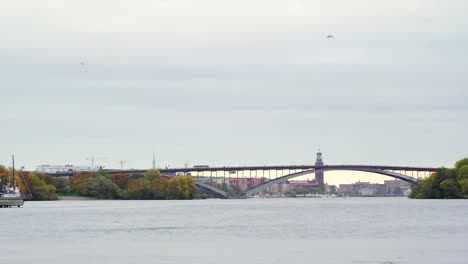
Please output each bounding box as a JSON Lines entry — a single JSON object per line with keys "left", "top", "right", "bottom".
{"left": 358, "top": 188, "right": 376, "bottom": 196}
{"left": 266, "top": 182, "right": 292, "bottom": 195}
{"left": 36, "top": 165, "right": 96, "bottom": 174}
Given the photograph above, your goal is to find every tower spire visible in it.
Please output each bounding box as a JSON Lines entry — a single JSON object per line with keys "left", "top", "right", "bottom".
{"left": 316, "top": 147, "right": 323, "bottom": 162}
{"left": 152, "top": 152, "right": 156, "bottom": 169}
{"left": 314, "top": 148, "right": 325, "bottom": 192}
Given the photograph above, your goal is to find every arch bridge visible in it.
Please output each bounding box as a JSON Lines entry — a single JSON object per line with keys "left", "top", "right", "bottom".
{"left": 49, "top": 165, "right": 437, "bottom": 199}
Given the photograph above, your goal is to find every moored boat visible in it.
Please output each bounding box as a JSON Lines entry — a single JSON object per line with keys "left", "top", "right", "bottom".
{"left": 0, "top": 155, "right": 31, "bottom": 208}
{"left": 0, "top": 187, "right": 24, "bottom": 207}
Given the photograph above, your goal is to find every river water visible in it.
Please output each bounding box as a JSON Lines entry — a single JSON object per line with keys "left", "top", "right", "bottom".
{"left": 1, "top": 198, "right": 467, "bottom": 264}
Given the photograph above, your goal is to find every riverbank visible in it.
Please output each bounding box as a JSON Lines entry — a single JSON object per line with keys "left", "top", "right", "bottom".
{"left": 59, "top": 196, "right": 97, "bottom": 201}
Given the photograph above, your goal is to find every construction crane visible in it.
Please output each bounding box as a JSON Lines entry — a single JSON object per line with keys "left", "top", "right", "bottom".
{"left": 85, "top": 155, "right": 108, "bottom": 170}
{"left": 119, "top": 160, "right": 127, "bottom": 170}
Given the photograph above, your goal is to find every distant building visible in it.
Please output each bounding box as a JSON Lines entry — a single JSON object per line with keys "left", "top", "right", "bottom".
{"left": 229, "top": 178, "right": 265, "bottom": 192}
{"left": 265, "top": 182, "right": 292, "bottom": 195}
{"left": 325, "top": 183, "right": 337, "bottom": 194}
{"left": 338, "top": 184, "right": 354, "bottom": 195}
{"left": 384, "top": 180, "right": 411, "bottom": 196}
{"left": 195, "top": 176, "right": 230, "bottom": 186}
{"left": 36, "top": 164, "right": 95, "bottom": 174}
{"left": 337, "top": 179, "right": 410, "bottom": 196}
{"left": 290, "top": 179, "right": 320, "bottom": 192}
{"left": 337, "top": 181, "right": 386, "bottom": 196}
{"left": 359, "top": 188, "right": 375, "bottom": 196}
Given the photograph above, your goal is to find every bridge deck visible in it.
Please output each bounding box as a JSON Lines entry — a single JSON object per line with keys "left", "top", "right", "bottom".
{"left": 49, "top": 165, "right": 438, "bottom": 177}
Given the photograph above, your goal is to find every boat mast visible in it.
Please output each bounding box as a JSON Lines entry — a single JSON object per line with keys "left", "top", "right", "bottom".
{"left": 12, "top": 155, "right": 15, "bottom": 188}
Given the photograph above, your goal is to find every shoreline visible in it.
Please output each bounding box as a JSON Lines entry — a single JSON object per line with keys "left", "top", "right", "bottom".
{"left": 58, "top": 196, "right": 98, "bottom": 201}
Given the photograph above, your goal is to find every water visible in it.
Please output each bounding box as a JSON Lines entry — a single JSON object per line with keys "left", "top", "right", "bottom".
{"left": 1, "top": 198, "right": 467, "bottom": 264}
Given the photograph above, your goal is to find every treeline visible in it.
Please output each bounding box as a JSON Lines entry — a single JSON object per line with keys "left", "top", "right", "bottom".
{"left": 0, "top": 166, "right": 62, "bottom": 200}
{"left": 1, "top": 165, "right": 197, "bottom": 200}
{"left": 70, "top": 169, "right": 196, "bottom": 200}
{"left": 410, "top": 158, "right": 468, "bottom": 199}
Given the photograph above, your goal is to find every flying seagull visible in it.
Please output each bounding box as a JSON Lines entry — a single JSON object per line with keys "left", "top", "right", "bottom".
{"left": 327, "top": 35, "right": 334, "bottom": 39}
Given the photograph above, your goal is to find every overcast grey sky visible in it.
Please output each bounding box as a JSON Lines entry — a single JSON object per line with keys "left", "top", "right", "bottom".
{"left": 1, "top": 0, "right": 467, "bottom": 178}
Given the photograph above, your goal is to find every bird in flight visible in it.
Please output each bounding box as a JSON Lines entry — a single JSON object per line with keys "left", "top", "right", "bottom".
{"left": 80, "top": 61, "right": 86, "bottom": 66}
{"left": 327, "top": 35, "right": 334, "bottom": 39}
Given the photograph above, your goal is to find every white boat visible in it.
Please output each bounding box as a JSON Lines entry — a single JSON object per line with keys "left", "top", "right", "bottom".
{"left": 0, "top": 187, "right": 24, "bottom": 208}
{"left": 1, "top": 155, "right": 30, "bottom": 208}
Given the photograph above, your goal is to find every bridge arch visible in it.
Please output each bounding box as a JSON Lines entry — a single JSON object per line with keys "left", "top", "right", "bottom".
{"left": 195, "top": 181, "right": 229, "bottom": 198}
{"left": 244, "top": 168, "right": 417, "bottom": 197}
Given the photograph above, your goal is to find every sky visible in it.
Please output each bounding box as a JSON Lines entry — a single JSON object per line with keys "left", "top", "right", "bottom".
{"left": 1, "top": 1, "right": 467, "bottom": 185}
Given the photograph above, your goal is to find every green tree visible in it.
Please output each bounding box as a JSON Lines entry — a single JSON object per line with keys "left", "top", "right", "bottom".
{"left": 113, "top": 184, "right": 129, "bottom": 199}
{"left": 410, "top": 177, "right": 440, "bottom": 199}
{"left": 175, "top": 176, "right": 195, "bottom": 199}
{"left": 458, "top": 179, "right": 468, "bottom": 196}
{"left": 81, "top": 174, "right": 114, "bottom": 199}
{"left": 45, "top": 169, "right": 198, "bottom": 200}
{"left": 428, "top": 168, "right": 457, "bottom": 198}
{"left": 53, "top": 177, "right": 69, "bottom": 194}
{"left": 144, "top": 170, "right": 164, "bottom": 199}
{"left": 144, "top": 169, "right": 163, "bottom": 181}
{"left": 457, "top": 165, "right": 468, "bottom": 181}
{"left": 27, "top": 173, "right": 58, "bottom": 200}
{"left": 167, "top": 178, "right": 182, "bottom": 199}
{"left": 455, "top": 158, "right": 468, "bottom": 171}
{"left": 440, "top": 179, "right": 461, "bottom": 199}
{"left": 96, "top": 169, "right": 111, "bottom": 180}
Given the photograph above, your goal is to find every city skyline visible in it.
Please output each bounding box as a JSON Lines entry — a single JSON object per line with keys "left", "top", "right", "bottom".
{"left": 3, "top": 150, "right": 436, "bottom": 186}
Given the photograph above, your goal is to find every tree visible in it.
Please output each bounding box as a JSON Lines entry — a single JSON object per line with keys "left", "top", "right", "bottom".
{"left": 144, "top": 170, "right": 163, "bottom": 181}
{"left": 80, "top": 175, "right": 101, "bottom": 197}
{"left": 113, "top": 183, "right": 129, "bottom": 199}
{"left": 455, "top": 158, "right": 468, "bottom": 171}
{"left": 167, "top": 178, "right": 182, "bottom": 199}
{"left": 53, "top": 178, "right": 69, "bottom": 194}
{"left": 144, "top": 170, "right": 165, "bottom": 199}
{"left": 410, "top": 177, "right": 439, "bottom": 199}
{"left": 71, "top": 173, "right": 88, "bottom": 194}
{"left": 112, "top": 173, "right": 129, "bottom": 189}
{"left": 127, "top": 178, "right": 146, "bottom": 199}
{"left": 457, "top": 165, "right": 468, "bottom": 181}
{"left": 179, "top": 176, "right": 196, "bottom": 199}
{"left": 458, "top": 179, "right": 468, "bottom": 196}
{"left": 20, "top": 169, "right": 198, "bottom": 200}
{"left": 71, "top": 173, "right": 115, "bottom": 199}
{"left": 440, "top": 179, "right": 461, "bottom": 199}
{"left": 26, "top": 173, "right": 58, "bottom": 200}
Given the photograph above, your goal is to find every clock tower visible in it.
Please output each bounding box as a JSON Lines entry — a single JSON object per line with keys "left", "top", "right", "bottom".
{"left": 315, "top": 149, "right": 324, "bottom": 189}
